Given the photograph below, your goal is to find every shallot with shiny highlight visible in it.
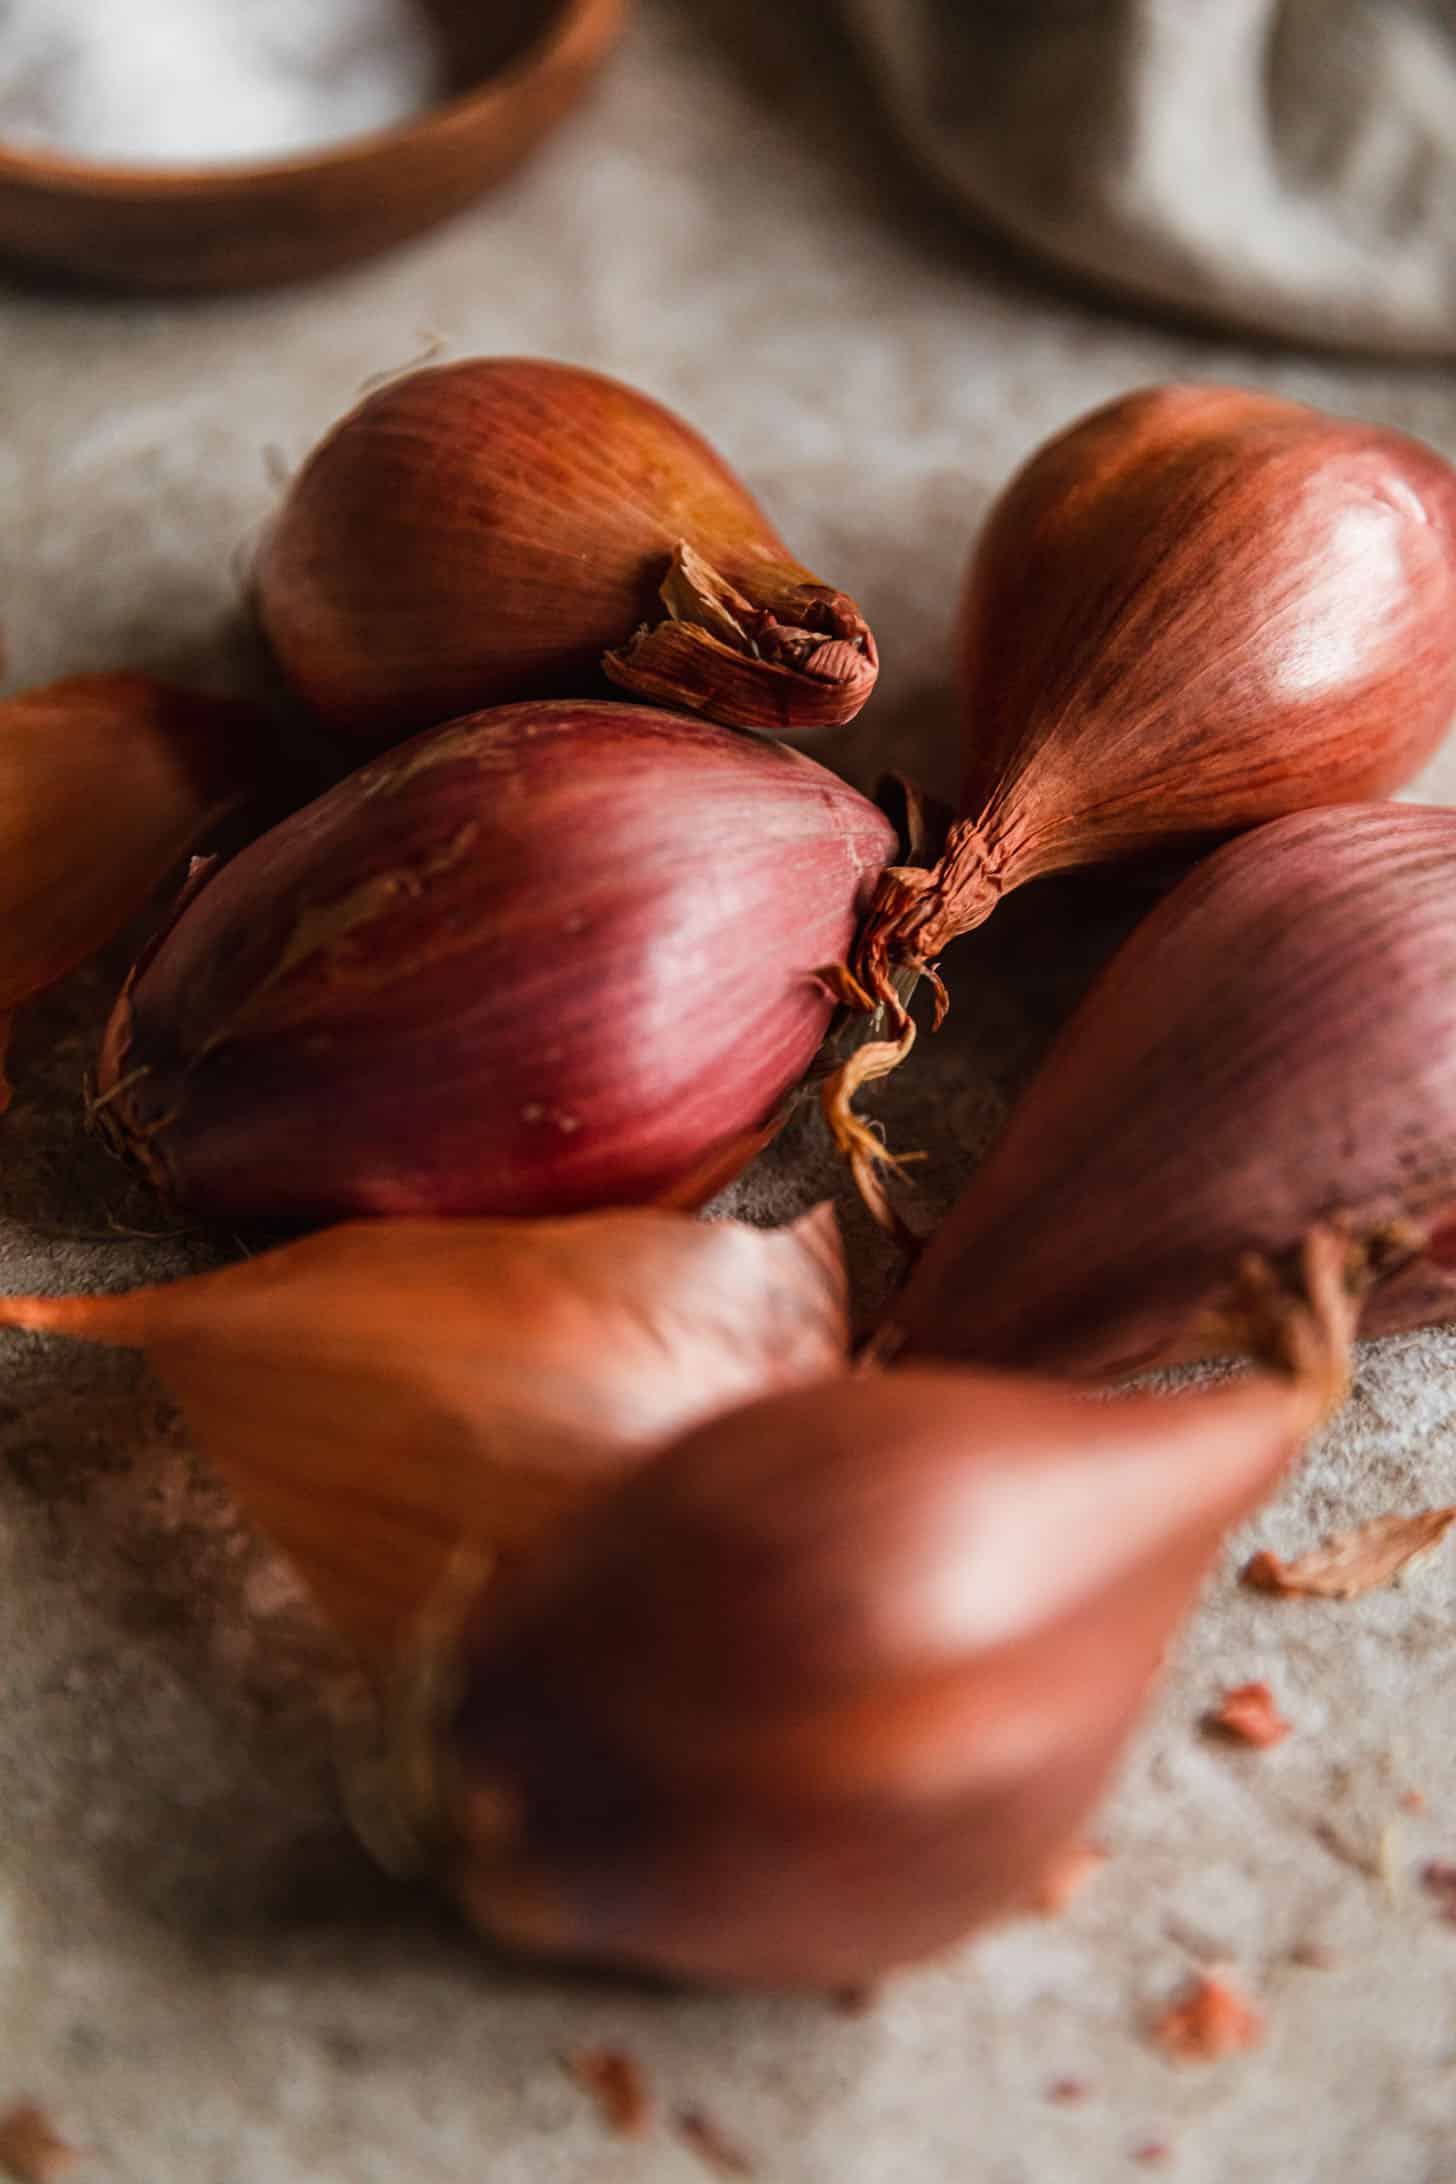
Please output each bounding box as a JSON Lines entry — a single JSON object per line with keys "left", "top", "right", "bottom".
{"left": 880, "top": 804, "right": 1456, "bottom": 1381}
{"left": 0, "top": 1206, "right": 846, "bottom": 1669}
{"left": 93, "top": 699, "right": 896, "bottom": 1220}
{"left": 258, "top": 359, "right": 879, "bottom": 745}
{"left": 397, "top": 1292, "right": 1345, "bottom": 1989}
{"left": 0, "top": 672, "right": 257, "bottom": 1109}
{"left": 829, "top": 387, "right": 1456, "bottom": 1200}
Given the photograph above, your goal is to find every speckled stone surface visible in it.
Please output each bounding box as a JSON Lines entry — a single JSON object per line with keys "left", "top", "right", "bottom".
{"left": 2, "top": 6, "right": 1456, "bottom": 2180}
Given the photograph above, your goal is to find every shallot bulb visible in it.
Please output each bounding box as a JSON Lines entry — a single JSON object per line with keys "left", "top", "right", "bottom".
{"left": 832, "top": 387, "right": 1456, "bottom": 1194}
{"left": 0, "top": 674, "right": 257, "bottom": 1108}
{"left": 258, "top": 359, "right": 879, "bottom": 746}
{"left": 410, "top": 1338, "right": 1340, "bottom": 1989}
{"left": 94, "top": 700, "right": 896, "bottom": 1220}
{"left": 883, "top": 805, "right": 1456, "bottom": 1380}
{"left": 0, "top": 1206, "right": 847, "bottom": 1669}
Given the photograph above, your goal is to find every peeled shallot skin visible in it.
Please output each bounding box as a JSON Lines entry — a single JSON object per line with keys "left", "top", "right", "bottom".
{"left": 95, "top": 701, "right": 896, "bottom": 1222}
{"left": 427, "top": 1361, "right": 1320, "bottom": 1989}
{"left": 886, "top": 804, "right": 1456, "bottom": 1380}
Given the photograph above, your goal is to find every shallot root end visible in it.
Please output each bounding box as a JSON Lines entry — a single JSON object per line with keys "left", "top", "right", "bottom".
{"left": 820, "top": 1019, "right": 923, "bottom": 1247}
{"left": 1200, "top": 1220, "right": 1428, "bottom": 1418}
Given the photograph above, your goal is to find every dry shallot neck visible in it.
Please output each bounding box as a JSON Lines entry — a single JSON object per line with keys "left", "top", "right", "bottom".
{"left": 604, "top": 542, "right": 878, "bottom": 730}
{"left": 852, "top": 817, "right": 1006, "bottom": 1011}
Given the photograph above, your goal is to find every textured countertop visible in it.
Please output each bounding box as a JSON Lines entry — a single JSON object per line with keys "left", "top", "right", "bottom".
{"left": 3, "top": 5, "right": 1456, "bottom": 2179}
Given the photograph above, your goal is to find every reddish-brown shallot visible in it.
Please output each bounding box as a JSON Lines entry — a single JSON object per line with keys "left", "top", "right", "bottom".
{"left": 401, "top": 1292, "right": 1345, "bottom": 1989}
{"left": 92, "top": 700, "right": 896, "bottom": 1221}
{"left": 0, "top": 1206, "right": 848, "bottom": 1669}
{"left": 257, "top": 358, "right": 878, "bottom": 746}
{"left": 830, "top": 387, "right": 1456, "bottom": 1200}
{"left": 0, "top": 673, "right": 257, "bottom": 1109}
{"left": 879, "top": 805, "right": 1456, "bottom": 1380}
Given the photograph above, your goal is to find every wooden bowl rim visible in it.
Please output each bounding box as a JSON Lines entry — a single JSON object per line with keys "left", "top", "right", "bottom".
{"left": 0, "top": 0, "right": 619, "bottom": 198}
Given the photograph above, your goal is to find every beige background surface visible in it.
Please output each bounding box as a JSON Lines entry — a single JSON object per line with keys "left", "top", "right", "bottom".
{"left": 2, "top": 5, "right": 1456, "bottom": 2179}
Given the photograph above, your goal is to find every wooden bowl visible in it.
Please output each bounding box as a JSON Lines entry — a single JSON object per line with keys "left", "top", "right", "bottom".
{"left": 0, "top": 0, "right": 627, "bottom": 293}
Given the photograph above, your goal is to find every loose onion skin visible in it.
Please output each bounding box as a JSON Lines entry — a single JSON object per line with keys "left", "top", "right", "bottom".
{"left": 258, "top": 358, "right": 878, "bottom": 747}
{"left": 95, "top": 701, "right": 896, "bottom": 1221}
{"left": 841, "top": 387, "right": 1456, "bottom": 1095}
{"left": 417, "top": 1355, "right": 1331, "bottom": 1990}
{"left": 883, "top": 805, "right": 1456, "bottom": 1380}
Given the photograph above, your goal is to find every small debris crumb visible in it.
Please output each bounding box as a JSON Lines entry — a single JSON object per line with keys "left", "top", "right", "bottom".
{"left": 1047, "top": 2077, "right": 1091, "bottom": 2105}
{"left": 1288, "top": 1939, "right": 1337, "bottom": 1970}
{"left": 1242, "top": 1506, "right": 1456, "bottom": 1600}
{"left": 1400, "top": 1789, "right": 1426, "bottom": 1815}
{"left": 1205, "top": 1681, "right": 1291, "bottom": 1748}
{"left": 1131, "top": 2143, "right": 1172, "bottom": 2167}
{"left": 674, "top": 2107, "right": 757, "bottom": 2177}
{"left": 0, "top": 2104, "right": 82, "bottom": 2183}
{"left": 1033, "top": 1842, "right": 1108, "bottom": 1914}
{"left": 571, "top": 2050, "right": 653, "bottom": 2138}
{"left": 1150, "top": 1972, "right": 1263, "bottom": 2064}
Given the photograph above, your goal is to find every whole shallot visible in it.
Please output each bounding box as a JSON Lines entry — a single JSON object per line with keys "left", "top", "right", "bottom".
{"left": 93, "top": 700, "right": 896, "bottom": 1221}
{"left": 403, "top": 1300, "right": 1344, "bottom": 1989}
{"left": 881, "top": 804, "right": 1456, "bottom": 1379}
{"left": 258, "top": 359, "right": 878, "bottom": 745}
{"left": 0, "top": 1206, "right": 846, "bottom": 1667}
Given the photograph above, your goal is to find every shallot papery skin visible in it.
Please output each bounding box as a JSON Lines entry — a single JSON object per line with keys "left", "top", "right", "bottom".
{"left": 0, "top": 1206, "right": 848, "bottom": 1668}
{"left": 884, "top": 805, "right": 1456, "bottom": 1380}
{"left": 421, "top": 1360, "right": 1326, "bottom": 1989}
{"left": 853, "top": 385, "right": 1456, "bottom": 1000}
{"left": 95, "top": 701, "right": 896, "bottom": 1221}
{"left": 257, "top": 358, "right": 878, "bottom": 746}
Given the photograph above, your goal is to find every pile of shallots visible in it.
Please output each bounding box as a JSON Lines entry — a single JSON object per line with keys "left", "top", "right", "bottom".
{"left": 6, "top": 360, "right": 1456, "bottom": 1991}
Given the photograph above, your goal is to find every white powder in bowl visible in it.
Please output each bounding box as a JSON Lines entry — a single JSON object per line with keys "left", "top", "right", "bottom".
{"left": 0, "top": 0, "right": 448, "bottom": 168}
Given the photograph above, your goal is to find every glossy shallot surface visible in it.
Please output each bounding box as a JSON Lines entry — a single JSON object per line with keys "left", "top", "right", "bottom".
{"left": 418, "top": 1344, "right": 1337, "bottom": 1988}
{"left": 857, "top": 386, "right": 1456, "bottom": 1005}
